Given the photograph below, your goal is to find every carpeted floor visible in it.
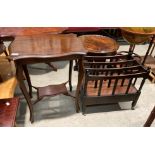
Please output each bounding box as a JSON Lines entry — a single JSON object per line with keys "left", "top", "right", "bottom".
{"left": 15, "top": 44, "right": 155, "bottom": 127}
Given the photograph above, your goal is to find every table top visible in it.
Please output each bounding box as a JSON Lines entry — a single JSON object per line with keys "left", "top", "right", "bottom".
{"left": 0, "top": 97, "right": 19, "bottom": 127}
{"left": 120, "top": 27, "right": 155, "bottom": 44}
{"left": 79, "top": 35, "right": 119, "bottom": 53}
{"left": 9, "top": 33, "right": 119, "bottom": 61}
{"left": 0, "top": 27, "right": 67, "bottom": 37}
{"left": 9, "top": 33, "right": 87, "bottom": 60}
{"left": 120, "top": 27, "right": 155, "bottom": 35}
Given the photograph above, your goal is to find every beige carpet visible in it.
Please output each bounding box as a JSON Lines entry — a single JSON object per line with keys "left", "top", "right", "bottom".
{"left": 15, "top": 44, "right": 155, "bottom": 127}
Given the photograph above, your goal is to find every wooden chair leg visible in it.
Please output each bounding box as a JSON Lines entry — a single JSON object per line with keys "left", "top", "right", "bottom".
{"left": 144, "top": 106, "right": 155, "bottom": 127}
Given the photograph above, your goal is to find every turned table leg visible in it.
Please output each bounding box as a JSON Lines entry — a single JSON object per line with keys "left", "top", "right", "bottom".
{"left": 144, "top": 106, "right": 155, "bottom": 127}
{"left": 75, "top": 57, "right": 84, "bottom": 112}
{"left": 16, "top": 64, "right": 34, "bottom": 123}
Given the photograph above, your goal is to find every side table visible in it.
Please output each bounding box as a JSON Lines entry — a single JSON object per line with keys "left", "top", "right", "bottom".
{"left": 0, "top": 97, "right": 19, "bottom": 127}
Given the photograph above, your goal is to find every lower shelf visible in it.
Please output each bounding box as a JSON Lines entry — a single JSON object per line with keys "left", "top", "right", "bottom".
{"left": 33, "top": 82, "right": 75, "bottom": 104}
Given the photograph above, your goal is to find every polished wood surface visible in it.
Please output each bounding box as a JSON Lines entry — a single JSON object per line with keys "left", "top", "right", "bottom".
{"left": 9, "top": 33, "right": 86, "bottom": 60}
{"left": 0, "top": 27, "right": 67, "bottom": 37}
{"left": 120, "top": 27, "right": 155, "bottom": 44}
{"left": 79, "top": 35, "right": 119, "bottom": 53}
{"left": 0, "top": 97, "right": 19, "bottom": 127}
{"left": 9, "top": 34, "right": 87, "bottom": 122}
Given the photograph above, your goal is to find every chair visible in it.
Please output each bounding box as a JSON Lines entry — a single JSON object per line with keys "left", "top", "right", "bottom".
{"left": 120, "top": 28, "right": 155, "bottom": 65}
{"left": 80, "top": 53, "right": 149, "bottom": 114}
{"left": 144, "top": 105, "right": 155, "bottom": 127}
{"left": 0, "top": 56, "right": 17, "bottom": 99}
{"left": 0, "top": 42, "right": 9, "bottom": 57}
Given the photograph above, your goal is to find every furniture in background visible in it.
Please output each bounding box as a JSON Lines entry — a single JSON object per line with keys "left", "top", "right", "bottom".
{"left": 79, "top": 35, "right": 119, "bottom": 54}
{"left": 0, "top": 56, "right": 17, "bottom": 99}
{"left": 9, "top": 33, "right": 87, "bottom": 123}
{"left": 0, "top": 27, "right": 68, "bottom": 72}
{"left": 144, "top": 105, "right": 155, "bottom": 127}
{"left": 0, "top": 42, "right": 8, "bottom": 57}
{"left": 0, "top": 97, "right": 19, "bottom": 127}
{"left": 64, "top": 27, "right": 122, "bottom": 41}
{"left": 80, "top": 53, "right": 149, "bottom": 114}
{"left": 0, "top": 56, "right": 18, "bottom": 127}
{"left": 0, "top": 27, "right": 67, "bottom": 37}
{"left": 120, "top": 27, "right": 155, "bottom": 65}
{"left": 64, "top": 27, "right": 102, "bottom": 35}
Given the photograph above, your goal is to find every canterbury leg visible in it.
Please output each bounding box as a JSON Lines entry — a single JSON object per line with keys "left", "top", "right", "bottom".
{"left": 69, "top": 60, "right": 73, "bottom": 92}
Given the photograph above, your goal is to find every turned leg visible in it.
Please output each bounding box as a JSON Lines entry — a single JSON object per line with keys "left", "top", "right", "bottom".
{"left": 149, "top": 43, "right": 155, "bottom": 56}
{"left": 16, "top": 64, "right": 34, "bottom": 123}
{"left": 22, "top": 64, "right": 33, "bottom": 98}
{"left": 75, "top": 57, "right": 84, "bottom": 113}
{"left": 144, "top": 106, "right": 155, "bottom": 127}
{"left": 142, "top": 35, "right": 155, "bottom": 65}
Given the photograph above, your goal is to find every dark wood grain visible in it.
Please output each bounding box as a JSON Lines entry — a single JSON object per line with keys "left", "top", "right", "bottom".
{"left": 9, "top": 33, "right": 86, "bottom": 61}
{"left": 0, "top": 97, "right": 19, "bottom": 127}
{"left": 79, "top": 35, "right": 119, "bottom": 53}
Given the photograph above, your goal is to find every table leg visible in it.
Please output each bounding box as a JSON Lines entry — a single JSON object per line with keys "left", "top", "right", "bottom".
{"left": 22, "top": 64, "right": 33, "bottom": 98}
{"left": 75, "top": 57, "right": 84, "bottom": 113}
{"left": 142, "top": 35, "right": 155, "bottom": 65}
{"left": 16, "top": 64, "right": 34, "bottom": 123}
{"left": 129, "top": 44, "right": 135, "bottom": 53}
{"left": 69, "top": 60, "right": 73, "bottom": 92}
{"left": 144, "top": 106, "right": 155, "bottom": 127}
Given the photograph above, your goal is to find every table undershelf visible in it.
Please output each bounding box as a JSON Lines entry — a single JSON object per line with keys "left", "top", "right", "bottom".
{"left": 33, "top": 82, "right": 74, "bottom": 104}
